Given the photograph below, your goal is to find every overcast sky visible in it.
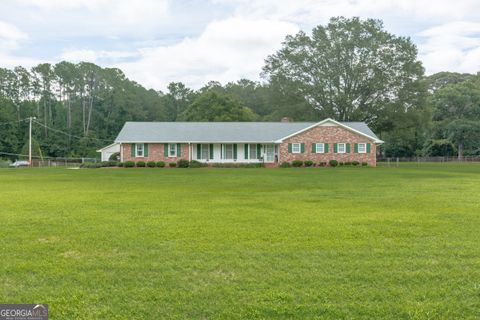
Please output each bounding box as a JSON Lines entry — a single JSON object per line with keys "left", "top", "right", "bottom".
{"left": 1, "top": 0, "right": 480, "bottom": 91}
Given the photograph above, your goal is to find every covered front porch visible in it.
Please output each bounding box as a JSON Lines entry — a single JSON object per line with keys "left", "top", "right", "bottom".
{"left": 190, "top": 143, "right": 278, "bottom": 163}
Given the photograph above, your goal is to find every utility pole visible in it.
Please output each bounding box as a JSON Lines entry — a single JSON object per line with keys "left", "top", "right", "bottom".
{"left": 29, "top": 117, "right": 36, "bottom": 167}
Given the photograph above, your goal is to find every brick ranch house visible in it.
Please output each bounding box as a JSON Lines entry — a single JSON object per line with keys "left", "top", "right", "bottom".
{"left": 112, "top": 118, "right": 383, "bottom": 166}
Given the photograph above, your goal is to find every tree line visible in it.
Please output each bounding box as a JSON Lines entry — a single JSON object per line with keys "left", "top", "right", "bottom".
{"left": 0, "top": 17, "right": 479, "bottom": 159}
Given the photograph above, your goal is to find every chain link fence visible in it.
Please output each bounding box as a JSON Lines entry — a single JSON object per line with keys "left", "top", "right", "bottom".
{"left": 377, "top": 156, "right": 480, "bottom": 167}
{"left": 31, "top": 157, "right": 97, "bottom": 167}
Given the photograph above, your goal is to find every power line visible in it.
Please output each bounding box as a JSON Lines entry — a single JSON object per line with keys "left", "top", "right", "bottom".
{"left": 32, "top": 120, "right": 113, "bottom": 143}
{"left": 0, "top": 151, "right": 95, "bottom": 161}
{"left": 0, "top": 118, "right": 29, "bottom": 126}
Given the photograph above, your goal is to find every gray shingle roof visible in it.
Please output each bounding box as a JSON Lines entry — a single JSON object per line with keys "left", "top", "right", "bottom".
{"left": 114, "top": 120, "right": 380, "bottom": 143}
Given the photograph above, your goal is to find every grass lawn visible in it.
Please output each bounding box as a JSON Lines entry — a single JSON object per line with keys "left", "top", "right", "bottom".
{"left": 1, "top": 164, "right": 480, "bottom": 319}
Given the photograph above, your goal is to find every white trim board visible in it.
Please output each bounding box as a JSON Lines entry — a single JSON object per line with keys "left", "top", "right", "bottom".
{"left": 274, "top": 118, "right": 384, "bottom": 144}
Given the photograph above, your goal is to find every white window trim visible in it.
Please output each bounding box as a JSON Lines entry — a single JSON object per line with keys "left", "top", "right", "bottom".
{"left": 249, "top": 144, "right": 258, "bottom": 159}
{"left": 315, "top": 143, "right": 325, "bottom": 153}
{"left": 168, "top": 143, "right": 177, "bottom": 157}
{"left": 337, "top": 143, "right": 346, "bottom": 154}
{"left": 358, "top": 143, "right": 367, "bottom": 154}
{"left": 135, "top": 143, "right": 144, "bottom": 157}
{"left": 223, "top": 144, "right": 234, "bottom": 160}
{"left": 292, "top": 143, "right": 301, "bottom": 154}
{"left": 200, "top": 144, "right": 209, "bottom": 160}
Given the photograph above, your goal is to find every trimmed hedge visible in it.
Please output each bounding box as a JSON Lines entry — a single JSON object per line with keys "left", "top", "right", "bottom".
{"left": 211, "top": 163, "right": 265, "bottom": 168}
{"left": 329, "top": 160, "right": 338, "bottom": 167}
{"left": 177, "top": 159, "right": 190, "bottom": 168}
{"left": 362, "top": 162, "right": 368, "bottom": 167}
{"left": 279, "top": 162, "right": 291, "bottom": 168}
{"left": 80, "top": 162, "right": 102, "bottom": 168}
{"left": 169, "top": 162, "right": 177, "bottom": 167}
{"left": 136, "top": 161, "right": 146, "bottom": 167}
{"left": 318, "top": 162, "right": 327, "bottom": 167}
{"left": 147, "top": 161, "right": 156, "bottom": 168}
{"left": 124, "top": 161, "right": 135, "bottom": 168}
{"left": 156, "top": 161, "right": 165, "bottom": 168}
{"left": 352, "top": 161, "right": 360, "bottom": 166}
{"left": 292, "top": 160, "right": 303, "bottom": 167}
{"left": 189, "top": 160, "right": 208, "bottom": 168}
{"left": 304, "top": 160, "right": 314, "bottom": 167}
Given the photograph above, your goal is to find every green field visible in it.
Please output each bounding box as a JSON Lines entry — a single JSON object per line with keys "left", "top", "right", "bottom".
{"left": 1, "top": 164, "right": 479, "bottom": 319}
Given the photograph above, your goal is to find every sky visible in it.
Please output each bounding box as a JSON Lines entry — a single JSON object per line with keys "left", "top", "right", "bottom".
{"left": 1, "top": 0, "right": 480, "bottom": 91}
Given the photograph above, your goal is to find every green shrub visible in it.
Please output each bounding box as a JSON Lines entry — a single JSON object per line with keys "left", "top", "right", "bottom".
{"left": 0, "top": 159, "right": 12, "bottom": 168}
{"left": 279, "top": 162, "right": 291, "bottom": 168}
{"left": 80, "top": 162, "right": 102, "bottom": 169}
{"left": 318, "top": 162, "right": 327, "bottom": 167}
{"left": 156, "top": 161, "right": 165, "bottom": 168}
{"left": 211, "top": 163, "right": 236, "bottom": 168}
{"left": 352, "top": 161, "right": 360, "bottom": 166}
{"left": 189, "top": 160, "right": 208, "bottom": 168}
{"left": 304, "top": 160, "right": 314, "bottom": 167}
{"left": 117, "top": 162, "right": 124, "bottom": 167}
{"left": 241, "top": 163, "right": 264, "bottom": 168}
{"left": 329, "top": 160, "right": 338, "bottom": 167}
{"left": 339, "top": 162, "right": 344, "bottom": 166}
{"left": 147, "top": 161, "right": 156, "bottom": 168}
{"left": 108, "top": 160, "right": 118, "bottom": 167}
{"left": 169, "top": 162, "right": 177, "bottom": 167}
{"left": 124, "top": 161, "right": 135, "bottom": 168}
{"left": 211, "top": 163, "right": 264, "bottom": 168}
{"left": 100, "top": 161, "right": 110, "bottom": 167}
{"left": 292, "top": 160, "right": 303, "bottom": 167}
{"left": 177, "top": 159, "right": 189, "bottom": 168}
{"left": 344, "top": 161, "right": 352, "bottom": 166}
{"left": 362, "top": 162, "right": 368, "bottom": 167}
{"left": 136, "top": 161, "right": 146, "bottom": 167}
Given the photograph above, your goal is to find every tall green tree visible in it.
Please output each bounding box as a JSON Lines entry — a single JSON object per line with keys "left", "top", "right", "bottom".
{"left": 0, "top": 62, "right": 168, "bottom": 158}
{"left": 164, "top": 82, "right": 196, "bottom": 121}
{"left": 178, "top": 91, "right": 255, "bottom": 121}
{"left": 262, "top": 17, "right": 427, "bottom": 127}
{"left": 431, "top": 76, "right": 480, "bottom": 158}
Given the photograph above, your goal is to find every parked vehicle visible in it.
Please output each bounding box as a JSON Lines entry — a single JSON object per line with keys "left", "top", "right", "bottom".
{"left": 9, "top": 160, "right": 30, "bottom": 168}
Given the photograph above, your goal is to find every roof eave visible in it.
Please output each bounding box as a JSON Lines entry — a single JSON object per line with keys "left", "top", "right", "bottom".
{"left": 276, "top": 118, "right": 381, "bottom": 143}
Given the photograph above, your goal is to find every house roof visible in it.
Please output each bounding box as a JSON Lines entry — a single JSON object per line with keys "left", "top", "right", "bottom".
{"left": 114, "top": 119, "right": 382, "bottom": 143}
{"left": 96, "top": 142, "right": 120, "bottom": 153}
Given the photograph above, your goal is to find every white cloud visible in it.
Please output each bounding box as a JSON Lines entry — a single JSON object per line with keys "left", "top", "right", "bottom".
{"left": 13, "top": 0, "right": 169, "bottom": 38}
{"left": 60, "top": 49, "right": 140, "bottom": 62}
{"left": 2, "top": 0, "right": 480, "bottom": 88}
{"left": 418, "top": 22, "right": 480, "bottom": 74}
{"left": 216, "top": 0, "right": 480, "bottom": 24}
{"left": 0, "top": 20, "right": 27, "bottom": 50}
{"left": 116, "top": 17, "right": 298, "bottom": 90}
{"left": 0, "top": 20, "right": 39, "bottom": 68}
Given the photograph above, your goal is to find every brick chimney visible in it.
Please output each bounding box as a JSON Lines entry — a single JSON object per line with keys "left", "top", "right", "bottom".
{"left": 281, "top": 117, "right": 291, "bottom": 123}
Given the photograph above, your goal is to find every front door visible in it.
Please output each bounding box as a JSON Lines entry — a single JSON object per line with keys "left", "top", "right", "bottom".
{"left": 264, "top": 144, "right": 275, "bottom": 162}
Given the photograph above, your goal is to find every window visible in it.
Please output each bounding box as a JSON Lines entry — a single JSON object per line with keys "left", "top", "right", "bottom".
{"left": 315, "top": 143, "right": 325, "bottom": 153}
{"left": 292, "top": 143, "right": 301, "bottom": 153}
{"left": 358, "top": 143, "right": 366, "bottom": 153}
{"left": 169, "top": 144, "right": 177, "bottom": 157}
{"left": 223, "top": 144, "right": 233, "bottom": 159}
{"left": 249, "top": 144, "right": 258, "bottom": 159}
{"left": 337, "top": 143, "right": 346, "bottom": 153}
{"left": 200, "top": 144, "right": 209, "bottom": 159}
{"left": 136, "top": 143, "right": 144, "bottom": 157}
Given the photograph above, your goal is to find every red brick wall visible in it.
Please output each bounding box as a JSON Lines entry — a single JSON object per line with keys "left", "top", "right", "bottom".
{"left": 121, "top": 143, "right": 190, "bottom": 162}
{"left": 279, "top": 125, "right": 377, "bottom": 166}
